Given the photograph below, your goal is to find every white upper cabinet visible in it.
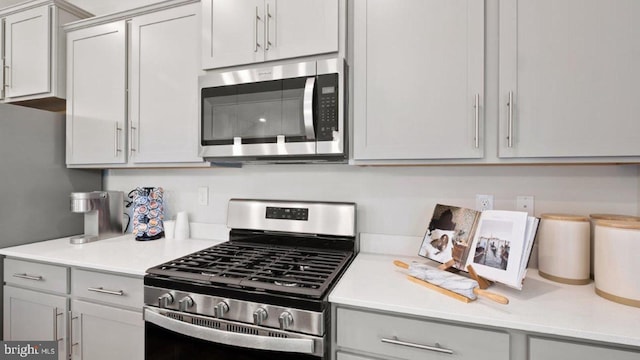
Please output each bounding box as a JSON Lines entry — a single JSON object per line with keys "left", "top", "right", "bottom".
{"left": 499, "top": 0, "right": 640, "bottom": 158}
{"left": 66, "top": 21, "right": 127, "bottom": 165}
{"left": 4, "top": 6, "right": 50, "bottom": 99}
{"left": 65, "top": 0, "right": 206, "bottom": 168}
{"left": 202, "top": 0, "right": 339, "bottom": 69}
{"left": 352, "top": 0, "right": 484, "bottom": 161}
{"left": 129, "top": 3, "right": 202, "bottom": 164}
{"left": 0, "top": 0, "right": 91, "bottom": 109}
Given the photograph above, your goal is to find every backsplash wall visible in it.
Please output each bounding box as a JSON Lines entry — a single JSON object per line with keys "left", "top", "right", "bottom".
{"left": 105, "top": 165, "right": 640, "bottom": 237}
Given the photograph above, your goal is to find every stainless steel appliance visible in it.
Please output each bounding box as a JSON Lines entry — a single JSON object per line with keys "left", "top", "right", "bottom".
{"left": 69, "top": 191, "right": 124, "bottom": 244}
{"left": 199, "top": 58, "right": 346, "bottom": 163}
{"left": 143, "top": 199, "right": 357, "bottom": 359}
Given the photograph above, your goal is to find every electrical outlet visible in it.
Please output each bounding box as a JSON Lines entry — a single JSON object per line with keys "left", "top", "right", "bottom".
{"left": 197, "top": 186, "right": 209, "bottom": 206}
{"left": 475, "top": 194, "right": 494, "bottom": 211}
{"left": 516, "top": 195, "right": 534, "bottom": 216}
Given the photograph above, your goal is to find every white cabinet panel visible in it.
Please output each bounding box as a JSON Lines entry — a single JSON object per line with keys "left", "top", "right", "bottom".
{"left": 202, "top": 0, "right": 339, "bottom": 69}
{"left": 529, "top": 337, "right": 640, "bottom": 360}
{"left": 203, "top": 0, "right": 263, "bottom": 69}
{"left": 264, "top": 0, "right": 338, "bottom": 61}
{"left": 66, "top": 21, "right": 126, "bottom": 165}
{"left": 4, "top": 5, "right": 51, "bottom": 98}
{"left": 71, "top": 300, "right": 143, "bottom": 360}
{"left": 4, "top": 286, "right": 68, "bottom": 360}
{"left": 352, "top": 0, "right": 484, "bottom": 160}
{"left": 130, "top": 3, "right": 202, "bottom": 163}
{"left": 499, "top": 0, "right": 640, "bottom": 158}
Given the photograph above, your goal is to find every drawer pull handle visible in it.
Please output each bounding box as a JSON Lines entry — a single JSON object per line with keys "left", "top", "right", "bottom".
{"left": 381, "top": 336, "right": 453, "bottom": 355}
{"left": 13, "top": 273, "right": 43, "bottom": 281}
{"left": 87, "top": 287, "right": 124, "bottom": 296}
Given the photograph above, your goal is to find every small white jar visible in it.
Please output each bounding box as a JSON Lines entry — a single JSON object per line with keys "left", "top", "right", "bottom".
{"left": 594, "top": 220, "right": 640, "bottom": 308}
{"left": 537, "top": 214, "right": 590, "bottom": 285}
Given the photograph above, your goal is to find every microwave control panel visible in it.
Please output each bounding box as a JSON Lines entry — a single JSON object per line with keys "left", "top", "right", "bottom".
{"left": 316, "top": 74, "right": 339, "bottom": 141}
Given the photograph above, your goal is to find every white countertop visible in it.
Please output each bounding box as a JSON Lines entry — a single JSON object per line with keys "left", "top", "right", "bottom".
{"left": 0, "top": 233, "right": 225, "bottom": 276}
{"left": 329, "top": 252, "right": 640, "bottom": 348}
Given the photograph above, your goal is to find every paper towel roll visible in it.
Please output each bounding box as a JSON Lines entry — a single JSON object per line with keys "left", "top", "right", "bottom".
{"left": 174, "top": 212, "right": 189, "bottom": 240}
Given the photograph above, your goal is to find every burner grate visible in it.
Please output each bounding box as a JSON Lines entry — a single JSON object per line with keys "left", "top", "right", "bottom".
{"left": 147, "top": 241, "right": 352, "bottom": 298}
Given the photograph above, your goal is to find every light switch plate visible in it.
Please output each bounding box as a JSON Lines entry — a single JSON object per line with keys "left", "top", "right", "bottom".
{"left": 197, "top": 186, "right": 209, "bottom": 206}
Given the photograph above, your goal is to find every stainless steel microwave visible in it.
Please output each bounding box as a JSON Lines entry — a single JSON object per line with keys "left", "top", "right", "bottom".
{"left": 199, "top": 58, "right": 346, "bottom": 163}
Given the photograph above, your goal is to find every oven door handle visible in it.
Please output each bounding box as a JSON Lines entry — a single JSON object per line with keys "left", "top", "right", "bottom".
{"left": 303, "top": 77, "right": 316, "bottom": 140}
{"left": 144, "top": 307, "right": 315, "bottom": 355}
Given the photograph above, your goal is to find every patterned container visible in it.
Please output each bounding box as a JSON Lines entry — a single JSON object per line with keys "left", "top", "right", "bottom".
{"left": 131, "top": 187, "right": 165, "bottom": 241}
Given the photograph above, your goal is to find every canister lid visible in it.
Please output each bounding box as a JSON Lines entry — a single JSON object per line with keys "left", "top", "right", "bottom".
{"left": 540, "top": 213, "right": 589, "bottom": 222}
{"left": 589, "top": 213, "right": 640, "bottom": 222}
{"left": 595, "top": 219, "right": 640, "bottom": 230}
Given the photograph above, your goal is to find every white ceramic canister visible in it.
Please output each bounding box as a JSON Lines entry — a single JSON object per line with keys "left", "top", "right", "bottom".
{"left": 537, "top": 214, "right": 591, "bottom": 285}
{"left": 594, "top": 219, "right": 640, "bottom": 308}
{"left": 589, "top": 214, "right": 640, "bottom": 278}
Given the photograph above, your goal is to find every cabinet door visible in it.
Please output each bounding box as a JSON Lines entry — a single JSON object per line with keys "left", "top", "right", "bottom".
{"left": 529, "top": 337, "right": 640, "bottom": 360}
{"left": 499, "top": 0, "right": 640, "bottom": 158}
{"left": 4, "top": 286, "right": 68, "bottom": 360}
{"left": 352, "top": 0, "right": 484, "bottom": 160}
{"left": 4, "top": 5, "right": 51, "bottom": 99}
{"left": 71, "top": 300, "right": 143, "bottom": 360}
{"left": 1, "top": 18, "right": 4, "bottom": 100}
{"left": 130, "top": 3, "right": 203, "bottom": 163}
{"left": 202, "top": 0, "right": 264, "bottom": 69}
{"left": 264, "top": 0, "right": 338, "bottom": 61}
{"left": 66, "top": 21, "right": 127, "bottom": 165}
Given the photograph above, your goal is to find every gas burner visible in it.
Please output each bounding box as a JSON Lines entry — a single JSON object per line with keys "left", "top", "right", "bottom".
{"left": 273, "top": 274, "right": 301, "bottom": 287}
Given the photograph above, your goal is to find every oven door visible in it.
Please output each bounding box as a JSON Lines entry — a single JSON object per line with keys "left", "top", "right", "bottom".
{"left": 144, "top": 307, "right": 324, "bottom": 360}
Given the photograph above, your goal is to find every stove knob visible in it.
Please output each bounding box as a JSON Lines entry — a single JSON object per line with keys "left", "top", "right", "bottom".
{"left": 178, "top": 296, "right": 194, "bottom": 311}
{"left": 253, "top": 307, "right": 268, "bottom": 325}
{"left": 278, "top": 312, "right": 294, "bottom": 330}
{"left": 158, "top": 293, "right": 174, "bottom": 308}
{"left": 213, "top": 301, "right": 229, "bottom": 318}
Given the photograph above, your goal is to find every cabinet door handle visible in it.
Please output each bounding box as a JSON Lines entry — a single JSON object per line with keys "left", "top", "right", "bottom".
{"left": 115, "top": 122, "right": 123, "bottom": 157}
{"left": 255, "top": 6, "right": 261, "bottom": 52}
{"left": 70, "top": 312, "right": 79, "bottom": 355}
{"left": 130, "top": 125, "right": 137, "bottom": 153}
{"left": 87, "top": 287, "right": 125, "bottom": 296}
{"left": 507, "top": 91, "right": 514, "bottom": 148}
{"left": 265, "top": 3, "right": 272, "bottom": 50}
{"left": 381, "top": 336, "right": 453, "bottom": 355}
{"left": 53, "top": 308, "right": 64, "bottom": 342}
{"left": 3, "top": 62, "right": 10, "bottom": 88}
{"left": 474, "top": 93, "right": 480, "bottom": 148}
{"left": 12, "top": 273, "right": 43, "bottom": 281}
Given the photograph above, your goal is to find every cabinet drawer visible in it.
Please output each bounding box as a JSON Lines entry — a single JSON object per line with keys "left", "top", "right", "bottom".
{"left": 336, "top": 308, "right": 509, "bottom": 360}
{"left": 71, "top": 268, "right": 143, "bottom": 309}
{"left": 529, "top": 337, "right": 640, "bottom": 360}
{"left": 4, "top": 258, "right": 69, "bottom": 293}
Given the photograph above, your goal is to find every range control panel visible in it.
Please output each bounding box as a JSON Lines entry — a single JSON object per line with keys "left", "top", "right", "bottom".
{"left": 266, "top": 207, "right": 309, "bottom": 221}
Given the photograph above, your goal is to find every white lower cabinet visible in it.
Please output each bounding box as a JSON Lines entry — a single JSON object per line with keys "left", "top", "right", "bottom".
{"left": 3, "top": 286, "right": 68, "bottom": 360}
{"left": 333, "top": 306, "right": 640, "bottom": 360}
{"left": 529, "top": 337, "right": 640, "bottom": 360}
{"left": 335, "top": 307, "right": 509, "bottom": 360}
{"left": 3, "top": 258, "right": 144, "bottom": 360}
{"left": 70, "top": 300, "right": 143, "bottom": 360}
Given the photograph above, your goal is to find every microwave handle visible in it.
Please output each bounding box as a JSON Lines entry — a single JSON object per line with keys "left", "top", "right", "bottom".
{"left": 303, "top": 77, "right": 316, "bottom": 140}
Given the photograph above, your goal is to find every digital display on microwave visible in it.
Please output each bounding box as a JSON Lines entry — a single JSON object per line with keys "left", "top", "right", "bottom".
{"left": 322, "top": 86, "right": 335, "bottom": 94}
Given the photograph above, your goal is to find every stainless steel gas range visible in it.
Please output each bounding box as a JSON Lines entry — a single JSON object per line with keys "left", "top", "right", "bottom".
{"left": 143, "top": 199, "right": 357, "bottom": 360}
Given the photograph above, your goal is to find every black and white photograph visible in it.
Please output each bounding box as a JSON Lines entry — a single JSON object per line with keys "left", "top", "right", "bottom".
{"left": 419, "top": 204, "right": 480, "bottom": 269}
